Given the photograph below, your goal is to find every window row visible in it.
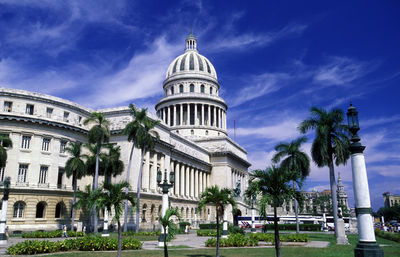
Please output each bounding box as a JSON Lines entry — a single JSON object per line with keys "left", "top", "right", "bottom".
{"left": 20, "top": 135, "right": 67, "bottom": 153}
{"left": 17, "top": 164, "right": 50, "bottom": 184}
{"left": 13, "top": 201, "right": 68, "bottom": 219}
{"left": 2, "top": 101, "right": 83, "bottom": 124}
{"left": 166, "top": 83, "right": 217, "bottom": 96}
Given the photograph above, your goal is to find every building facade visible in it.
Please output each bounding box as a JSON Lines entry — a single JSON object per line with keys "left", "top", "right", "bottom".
{"left": 0, "top": 34, "right": 251, "bottom": 232}
{"left": 383, "top": 192, "right": 400, "bottom": 208}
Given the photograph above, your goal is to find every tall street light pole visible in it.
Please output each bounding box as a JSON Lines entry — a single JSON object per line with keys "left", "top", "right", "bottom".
{"left": 0, "top": 177, "right": 10, "bottom": 244}
{"left": 346, "top": 104, "right": 383, "bottom": 257}
{"left": 157, "top": 168, "right": 175, "bottom": 247}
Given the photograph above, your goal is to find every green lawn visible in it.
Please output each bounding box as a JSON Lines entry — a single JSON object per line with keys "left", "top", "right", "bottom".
{"left": 8, "top": 233, "right": 400, "bottom": 257}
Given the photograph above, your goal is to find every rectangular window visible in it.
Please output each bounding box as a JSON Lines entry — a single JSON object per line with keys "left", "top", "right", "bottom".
{"left": 78, "top": 116, "right": 82, "bottom": 124}
{"left": 60, "top": 140, "right": 67, "bottom": 153}
{"left": 3, "top": 101, "right": 12, "bottom": 112}
{"left": 18, "top": 164, "right": 28, "bottom": 183}
{"left": 57, "top": 168, "right": 64, "bottom": 188}
{"left": 39, "top": 166, "right": 48, "bottom": 184}
{"left": 21, "top": 135, "right": 31, "bottom": 149}
{"left": 63, "top": 111, "right": 69, "bottom": 122}
{"left": 0, "top": 167, "right": 4, "bottom": 182}
{"left": 46, "top": 108, "right": 53, "bottom": 118}
{"left": 42, "top": 138, "right": 50, "bottom": 151}
{"left": 26, "top": 104, "right": 34, "bottom": 115}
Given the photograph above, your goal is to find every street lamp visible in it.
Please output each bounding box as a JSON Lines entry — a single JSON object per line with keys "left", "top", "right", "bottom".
{"left": 251, "top": 195, "right": 256, "bottom": 233}
{"left": 346, "top": 104, "right": 383, "bottom": 257}
{"left": 0, "top": 177, "right": 10, "bottom": 244}
{"left": 157, "top": 168, "right": 174, "bottom": 247}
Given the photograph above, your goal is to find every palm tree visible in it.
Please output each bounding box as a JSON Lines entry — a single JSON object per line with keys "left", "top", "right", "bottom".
{"left": 0, "top": 135, "right": 12, "bottom": 168}
{"left": 64, "top": 141, "right": 87, "bottom": 231}
{"left": 103, "top": 144, "right": 124, "bottom": 185}
{"left": 96, "top": 181, "right": 135, "bottom": 257}
{"left": 272, "top": 136, "right": 310, "bottom": 233}
{"left": 74, "top": 184, "right": 103, "bottom": 231}
{"left": 299, "top": 107, "right": 350, "bottom": 238}
{"left": 249, "top": 166, "right": 300, "bottom": 257}
{"left": 198, "top": 185, "right": 236, "bottom": 257}
{"left": 159, "top": 207, "right": 181, "bottom": 257}
{"left": 84, "top": 112, "right": 110, "bottom": 233}
{"left": 122, "top": 104, "right": 159, "bottom": 232}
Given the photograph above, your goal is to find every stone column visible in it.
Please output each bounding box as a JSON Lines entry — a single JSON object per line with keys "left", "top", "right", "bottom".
{"left": 199, "top": 171, "right": 203, "bottom": 194}
{"left": 150, "top": 152, "right": 157, "bottom": 191}
{"left": 207, "top": 173, "right": 210, "bottom": 188}
{"left": 194, "top": 103, "right": 198, "bottom": 125}
{"left": 142, "top": 151, "right": 150, "bottom": 191}
{"left": 166, "top": 106, "right": 170, "bottom": 126}
{"left": 194, "top": 169, "right": 199, "bottom": 198}
{"left": 208, "top": 105, "right": 211, "bottom": 126}
{"left": 186, "top": 104, "right": 190, "bottom": 125}
{"left": 180, "top": 164, "right": 185, "bottom": 196}
{"left": 201, "top": 104, "right": 204, "bottom": 126}
{"left": 190, "top": 167, "right": 194, "bottom": 197}
{"left": 180, "top": 104, "right": 183, "bottom": 126}
{"left": 173, "top": 105, "right": 176, "bottom": 126}
{"left": 213, "top": 106, "right": 216, "bottom": 127}
{"left": 185, "top": 166, "right": 190, "bottom": 197}
{"left": 162, "top": 108, "right": 166, "bottom": 124}
{"left": 203, "top": 172, "right": 206, "bottom": 191}
{"left": 174, "top": 162, "right": 180, "bottom": 196}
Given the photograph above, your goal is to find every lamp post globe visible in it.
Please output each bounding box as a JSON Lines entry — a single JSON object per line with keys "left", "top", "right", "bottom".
{"left": 346, "top": 104, "right": 383, "bottom": 257}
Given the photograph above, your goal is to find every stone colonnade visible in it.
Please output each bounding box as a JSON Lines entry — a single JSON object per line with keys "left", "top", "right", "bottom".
{"left": 157, "top": 103, "right": 226, "bottom": 130}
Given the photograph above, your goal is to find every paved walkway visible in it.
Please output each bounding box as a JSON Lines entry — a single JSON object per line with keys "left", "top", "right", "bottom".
{"left": 0, "top": 232, "right": 330, "bottom": 255}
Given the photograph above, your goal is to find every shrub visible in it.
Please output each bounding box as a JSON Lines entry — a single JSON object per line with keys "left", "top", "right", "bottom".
{"left": 375, "top": 230, "right": 400, "bottom": 243}
{"left": 264, "top": 224, "right": 320, "bottom": 231}
{"left": 248, "top": 233, "right": 308, "bottom": 243}
{"left": 122, "top": 231, "right": 160, "bottom": 237}
{"left": 21, "top": 230, "right": 85, "bottom": 238}
{"left": 205, "top": 234, "right": 258, "bottom": 247}
{"left": 199, "top": 223, "right": 223, "bottom": 230}
{"left": 197, "top": 229, "right": 217, "bottom": 237}
{"left": 228, "top": 225, "right": 245, "bottom": 235}
{"left": 6, "top": 236, "right": 142, "bottom": 255}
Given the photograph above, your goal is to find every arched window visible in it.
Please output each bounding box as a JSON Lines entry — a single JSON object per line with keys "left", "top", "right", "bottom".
{"left": 179, "top": 84, "right": 184, "bottom": 93}
{"left": 151, "top": 204, "right": 155, "bottom": 223}
{"left": 142, "top": 204, "right": 147, "bottom": 222}
{"left": 55, "top": 202, "right": 65, "bottom": 218}
{"left": 170, "top": 86, "right": 174, "bottom": 95}
{"left": 13, "top": 201, "right": 25, "bottom": 218}
{"left": 210, "top": 87, "right": 213, "bottom": 94}
{"left": 36, "top": 201, "right": 46, "bottom": 218}
{"left": 190, "top": 84, "right": 195, "bottom": 92}
{"left": 200, "top": 84, "right": 205, "bottom": 93}
{"left": 181, "top": 207, "right": 184, "bottom": 219}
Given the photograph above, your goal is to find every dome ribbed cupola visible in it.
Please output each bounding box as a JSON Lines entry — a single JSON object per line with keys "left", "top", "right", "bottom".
{"left": 156, "top": 33, "right": 227, "bottom": 139}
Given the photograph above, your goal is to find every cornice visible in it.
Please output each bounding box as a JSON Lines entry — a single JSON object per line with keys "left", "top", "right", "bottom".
{"left": 210, "top": 151, "right": 251, "bottom": 168}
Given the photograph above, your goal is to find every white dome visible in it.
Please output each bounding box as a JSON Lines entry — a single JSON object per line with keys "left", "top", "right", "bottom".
{"left": 165, "top": 34, "right": 218, "bottom": 80}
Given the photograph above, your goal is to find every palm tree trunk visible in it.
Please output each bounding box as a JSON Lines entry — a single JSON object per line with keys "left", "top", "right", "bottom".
{"left": 328, "top": 161, "right": 339, "bottom": 238}
{"left": 71, "top": 176, "right": 77, "bottom": 231}
{"left": 273, "top": 205, "right": 281, "bottom": 257}
{"left": 123, "top": 144, "right": 135, "bottom": 232}
{"left": 135, "top": 148, "right": 146, "bottom": 233}
{"left": 163, "top": 225, "right": 168, "bottom": 257}
{"left": 293, "top": 181, "right": 299, "bottom": 233}
{"left": 93, "top": 142, "right": 101, "bottom": 234}
{"left": 216, "top": 210, "right": 220, "bottom": 257}
{"left": 117, "top": 220, "right": 122, "bottom": 257}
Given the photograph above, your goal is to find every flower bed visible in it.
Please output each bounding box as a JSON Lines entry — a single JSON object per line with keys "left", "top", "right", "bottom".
{"left": 7, "top": 236, "right": 142, "bottom": 255}
{"left": 21, "top": 230, "right": 85, "bottom": 238}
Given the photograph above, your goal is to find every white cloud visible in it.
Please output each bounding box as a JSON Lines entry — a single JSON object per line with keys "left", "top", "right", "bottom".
{"left": 247, "top": 150, "right": 275, "bottom": 171}
{"left": 313, "top": 57, "right": 367, "bottom": 86}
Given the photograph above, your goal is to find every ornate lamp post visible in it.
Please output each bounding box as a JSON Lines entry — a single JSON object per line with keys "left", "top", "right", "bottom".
{"left": 251, "top": 195, "right": 256, "bottom": 233}
{"left": 157, "top": 168, "right": 174, "bottom": 247}
{"left": 346, "top": 104, "right": 383, "bottom": 257}
{"left": 0, "top": 177, "right": 10, "bottom": 244}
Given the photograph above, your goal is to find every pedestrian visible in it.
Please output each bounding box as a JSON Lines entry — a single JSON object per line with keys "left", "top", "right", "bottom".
{"left": 62, "top": 225, "right": 68, "bottom": 238}
{"left": 83, "top": 225, "right": 86, "bottom": 234}
{"left": 185, "top": 224, "right": 190, "bottom": 234}
{"left": 5, "top": 226, "right": 9, "bottom": 239}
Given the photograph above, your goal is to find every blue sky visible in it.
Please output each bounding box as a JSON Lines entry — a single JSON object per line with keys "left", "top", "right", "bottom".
{"left": 1, "top": 0, "right": 399, "bottom": 210}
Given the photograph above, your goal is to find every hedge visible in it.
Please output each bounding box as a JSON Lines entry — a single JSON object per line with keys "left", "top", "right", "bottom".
{"left": 122, "top": 231, "right": 161, "bottom": 237}
{"left": 21, "top": 230, "right": 85, "bottom": 238}
{"left": 197, "top": 229, "right": 218, "bottom": 237}
{"left": 375, "top": 230, "right": 400, "bottom": 243}
{"left": 249, "top": 233, "right": 308, "bottom": 242}
{"left": 264, "top": 224, "right": 320, "bottom": 231}
{"left": 199, "top": 223, "right": 223, "bottom": 230}
{"left": 205, "top": 234, "right": 258, "bottom": 247}
{"left": 7, "top": 236, "right": 142, "bottom": 255}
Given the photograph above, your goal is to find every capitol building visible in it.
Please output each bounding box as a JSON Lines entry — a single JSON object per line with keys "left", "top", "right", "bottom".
{"left": 0, "top": 34, "right": 251, "bottom": 232}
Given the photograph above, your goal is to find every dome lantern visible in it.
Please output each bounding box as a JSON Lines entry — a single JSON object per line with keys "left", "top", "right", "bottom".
{"left": 185, "top": 33, "right": 197, "bottom": 52}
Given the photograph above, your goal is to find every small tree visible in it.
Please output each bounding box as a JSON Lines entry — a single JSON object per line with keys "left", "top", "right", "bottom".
{"left": 65, "top": 141, "right": 86, "bottom": 230}
{"left": 97, "top": 181, "right": 135, "bottom": 257}
{"left": 249, "top": 166, "right": 300, "bottom": 257}
{"left": 159, "top": 207, "right": 181, "bottom": 257}
{"left": 74, "top": 185, "right": 103, "bottom": 231}
{"left": 0, "top": 135, "right": 12, "bottom": 168}
{"left": 198, "top": 185, "right": 236, "bottom": 257}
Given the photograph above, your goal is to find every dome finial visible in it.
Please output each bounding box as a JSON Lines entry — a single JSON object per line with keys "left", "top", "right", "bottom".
{"left": 185, "top": 30, "right": 197, "bottom": 52}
